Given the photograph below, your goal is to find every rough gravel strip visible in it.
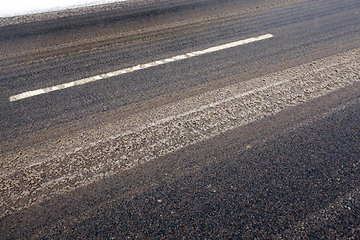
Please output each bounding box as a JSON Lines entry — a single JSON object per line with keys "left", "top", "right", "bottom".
{"left": 0, "top": 48, "right": 359, "bottom": 219}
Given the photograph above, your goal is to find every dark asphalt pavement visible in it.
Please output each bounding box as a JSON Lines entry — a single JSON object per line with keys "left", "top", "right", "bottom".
{"left": 3, "top": 80, "right": 360, "bottom": 239}
{"left": 1, "top": 0, "right": 359, "bottom": 152}
{"left": 1, "top": 0, "right": 360, "bottom": 238}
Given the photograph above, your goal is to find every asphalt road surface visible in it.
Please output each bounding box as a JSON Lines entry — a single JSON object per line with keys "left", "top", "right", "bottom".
{"left": 1, "top": 0, "right": 360, "bottom": 238}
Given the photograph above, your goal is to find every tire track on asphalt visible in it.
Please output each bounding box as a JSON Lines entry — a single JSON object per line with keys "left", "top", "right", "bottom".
{"left": 1, "top": 48, "right": 359, "bottom": 219}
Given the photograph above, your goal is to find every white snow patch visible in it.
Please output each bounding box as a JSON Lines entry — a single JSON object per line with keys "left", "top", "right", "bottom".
{"left": 0, "top": 0, "right": 128, "bottom": 18}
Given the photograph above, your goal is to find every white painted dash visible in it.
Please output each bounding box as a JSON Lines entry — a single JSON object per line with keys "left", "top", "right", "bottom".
{"left": 9, "top": 33, "right": 273, "bottom": 102}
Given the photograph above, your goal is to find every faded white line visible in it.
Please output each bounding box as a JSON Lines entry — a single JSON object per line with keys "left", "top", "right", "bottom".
{"left": 1, "top": 48, "right": 359, "bottom": 218}
{"left": 9, "top": 34, "right": 273, "bottom": 102}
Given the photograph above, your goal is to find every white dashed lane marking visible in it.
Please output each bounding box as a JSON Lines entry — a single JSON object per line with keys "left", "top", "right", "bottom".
{"left": 9, "top": 34, "right": 273, "bottom": 102}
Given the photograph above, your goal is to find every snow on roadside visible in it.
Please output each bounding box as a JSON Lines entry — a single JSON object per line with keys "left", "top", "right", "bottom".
{"left": 0, "top": 0, "right": 127, "bottom": 18}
